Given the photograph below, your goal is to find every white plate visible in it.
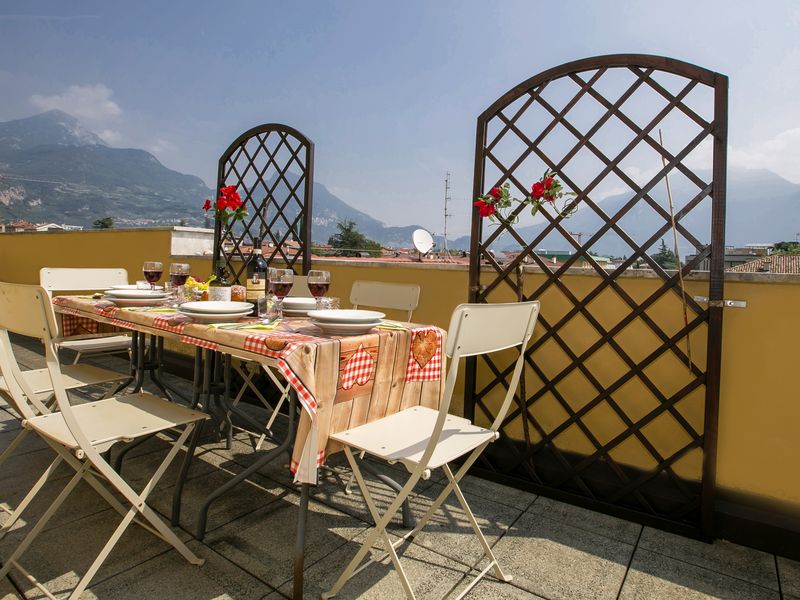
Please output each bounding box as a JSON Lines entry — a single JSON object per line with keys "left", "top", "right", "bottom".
{"left": 178, "top": 307, "right": 253, "bottom": 317}
{"left": 109, "top": 284, "right": 164, "bottom": 291}
{"left": 177, "top": 309, "right": 252, "bottom": 324}
{"left": 103, "top": 296, "right": 169, "bottom": 307}
{"left": 283, "top": 309, "right": 311, "bottom": 317}
{"left": 311, "top": 319, "right": 381, "bottom": 336}
{"left": 282, "top": 297, "right": 317, "bottom": 309}
{"left": 306, "top": 309, "right": 385, "bottom": 323}
{"left": 179, "top": 301, "right": 253, "bottom": 314}
{"left": 104, "top": 289, "right": 169, "bottom": 299}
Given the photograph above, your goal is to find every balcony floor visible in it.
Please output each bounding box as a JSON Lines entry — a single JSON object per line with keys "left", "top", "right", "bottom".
{"left": 1, "top": 339, "right": 797, "bottom": 599}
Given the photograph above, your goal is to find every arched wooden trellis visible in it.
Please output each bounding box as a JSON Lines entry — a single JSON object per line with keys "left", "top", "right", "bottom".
{"left": 466, "top": 54, "right": 727, "bottom": 537}
{"left": 213, "top": 123, "right": 314, "bottom": 281}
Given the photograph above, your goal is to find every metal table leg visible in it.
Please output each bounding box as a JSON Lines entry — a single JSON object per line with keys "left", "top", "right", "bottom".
{"left": 294, "top": 483, "right": 310, "bottom": 600}
{"left": 195, "top": 394, "right": 297, "bottom": 541}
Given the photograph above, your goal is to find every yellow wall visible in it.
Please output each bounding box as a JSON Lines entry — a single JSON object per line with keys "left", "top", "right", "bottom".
{"left": 2, "top": 229, "right": 799, "bottom": 522}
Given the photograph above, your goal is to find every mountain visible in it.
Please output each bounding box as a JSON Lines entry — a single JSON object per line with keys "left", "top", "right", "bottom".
{"left": 0, "top": 111, "right": 212, "bottom": 227}
{"left": 451, "top": 169, "right": 800, "bottom": 257}
{"left": 0, "top": 111, "right": 434, "bottom": 245}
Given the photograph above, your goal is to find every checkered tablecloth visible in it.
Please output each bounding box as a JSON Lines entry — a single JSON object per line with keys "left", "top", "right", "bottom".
{"left": 52, "top": 296, "right": 445, "bottom": 484}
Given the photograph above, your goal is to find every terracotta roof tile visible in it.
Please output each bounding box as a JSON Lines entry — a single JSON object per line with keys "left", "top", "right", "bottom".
{"left": 727, "top": 255, "right": 800, "bottom": 274}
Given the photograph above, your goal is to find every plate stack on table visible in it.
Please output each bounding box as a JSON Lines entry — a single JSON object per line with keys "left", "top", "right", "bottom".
{"left": 178, "top": 301, "right": 253, "bottom": 323}
{"left": 103, "top": 288, "right": 169, "bottom": 307}
{"left": 307, "top": 309, "right": 385, "bottom": 336}
{"left": 282, "top": 297, "right": 317, "bottom": 317}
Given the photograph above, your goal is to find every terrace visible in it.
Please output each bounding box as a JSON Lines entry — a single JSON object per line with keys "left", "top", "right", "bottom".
{"left": 2, "top": 54, "right": 800, "bottom": 599}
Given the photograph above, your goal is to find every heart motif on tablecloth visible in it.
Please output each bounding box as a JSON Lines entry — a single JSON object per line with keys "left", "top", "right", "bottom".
{"left": 341, "top": 344, "right": 375, "bottom": 390}
{"left": 411, "top": 330, "right": 437, "bottom": 369}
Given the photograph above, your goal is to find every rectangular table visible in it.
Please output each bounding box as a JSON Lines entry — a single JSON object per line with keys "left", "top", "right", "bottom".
{"left": 53, "top": 295, "right": 445, "bottom": 597}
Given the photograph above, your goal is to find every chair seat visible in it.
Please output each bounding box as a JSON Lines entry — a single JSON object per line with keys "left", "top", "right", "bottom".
{"left": 330, "top": 406, "right": 497, "bottom": 471}
{"left": 0, "top": 364, "right": 128, "bottom": 395}
{"left": 26, "top": 392, "right": 208, "bottom": 450}
{"left": 58, "top": 335, "right": 131, "bottom": 353}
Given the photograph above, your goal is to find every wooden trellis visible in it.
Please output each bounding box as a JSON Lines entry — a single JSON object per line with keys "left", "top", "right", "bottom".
{"left": 213, "top": 123, "right": 314, "bottom": 281}
{"left": 466, "top": 55, "right": 727, "bottom": 537}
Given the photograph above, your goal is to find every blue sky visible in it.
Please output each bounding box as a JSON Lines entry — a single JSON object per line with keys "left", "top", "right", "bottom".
{"left": 1, "top": 1, "right": 798, "bottom": 236}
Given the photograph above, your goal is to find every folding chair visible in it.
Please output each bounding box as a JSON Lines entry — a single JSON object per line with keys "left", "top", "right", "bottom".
{"left": 0, "top": 283, "right": 209, "bottom": 599}
{"left": 350, "top": 280, "right": 420, "bottom": 321}
{"left": 40, "top": 267, "right": 133, "bottom": 364}
{"left": 322, "top": 301, "right": 540, "bottom": 600}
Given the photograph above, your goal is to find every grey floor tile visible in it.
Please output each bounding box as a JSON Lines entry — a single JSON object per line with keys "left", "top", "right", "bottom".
{"left": 638, "top": 526, "right": 779, "bottom": 590}
{"left": 456, "top": 474, "right": 537, "bottom": 511}
{"left": 527, "top": 495, "right": 642, "bottom": 545}
{"left": 3, "top": 507, "right": 192, "bottom": 599}
{"left": 489, "top": 509, "right": 635, "bottom": 600}
{"left": 87, "top": 539, "right": 273, "bottom": 599}
{"left": 404, "top": 481, "right": 525, "bottom": 567}
{"left": 207, "top": 492, "right": 367, "bottom": 589}
{"left": 454, "top": 575, "right": 547, "bottom": 599}
{"left": 620, "top": 547, "right": 779, "bottom": 599}
{"left": 0, "top": 575, "right": 21, "bottom": 600}
{"left": 778, "top": 555, "right": 800, "bottom": 597}
{"left": 275, "top": 530, "right": 473, "bottom": 600}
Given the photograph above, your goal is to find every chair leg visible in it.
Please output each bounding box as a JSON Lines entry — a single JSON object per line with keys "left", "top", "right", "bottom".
{"left": 0, "top": 427, "right": 30, "bottom": 470}
{"left": 0, "top": 461, "right": 89, "bottom": 580}
{"left": 322, "top": 447, "right": 419, "bottom": 600}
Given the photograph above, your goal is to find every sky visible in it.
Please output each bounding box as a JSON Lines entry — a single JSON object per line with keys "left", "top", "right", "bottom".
{"left": 1, "top": 0, "right": 799, "bottom": 237}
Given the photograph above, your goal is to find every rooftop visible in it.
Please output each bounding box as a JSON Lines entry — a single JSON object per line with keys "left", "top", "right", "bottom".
{"left": 727, "top": 254, "right": 800, "bottom": 274}
{"left": 2, "top": 337, "right": 799, "bottom": 599}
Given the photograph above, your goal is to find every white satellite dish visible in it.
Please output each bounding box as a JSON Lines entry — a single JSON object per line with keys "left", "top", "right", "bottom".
{"left": 412, "top": 229, "right": 434, "bottom": 256}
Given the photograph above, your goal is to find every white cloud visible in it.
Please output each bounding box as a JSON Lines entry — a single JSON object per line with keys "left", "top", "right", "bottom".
{"left": 149, "top": 139, "right": 175, "bottom": 155}
{"left": 728, "top": 128, "right": 800, "bottom": 184}
{"left": 97, "top": 129, "right": 122, "bottom": 145}
{"left": 30, "top": 83, "right": 122, "bottom": 121}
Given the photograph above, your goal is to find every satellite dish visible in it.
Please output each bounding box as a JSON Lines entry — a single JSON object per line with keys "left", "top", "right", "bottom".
{"left": 412, "top": 229, "right": 434, "bottom": 256}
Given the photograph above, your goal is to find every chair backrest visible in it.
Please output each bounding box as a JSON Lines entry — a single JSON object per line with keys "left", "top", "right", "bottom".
{"left": 415, "top": 301, "right": 540, "bottom": 473}
{"left": 40, "top": 268, "right": 128, "bottom": 295}
{"left": 287, "top": 275, "right": 311, "bottom": 297}
{"left": 0, "top": 282, "right": 61, "bottom": 420}
{"left": 350, "top": 281, "right": 421, "bottom": 321}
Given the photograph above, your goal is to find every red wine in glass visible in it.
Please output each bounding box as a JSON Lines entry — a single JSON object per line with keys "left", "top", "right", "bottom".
{"left": 170, "top": 273, "right": 189, "bottom": 286}
{"left": 308, "top": 282, "right": 330, "bottom": 297}
{"left": 143, "top": 270, "right": 163, "bottom": 284}
{"left": 272, "top": 282, "right": 293, "bottom": 298}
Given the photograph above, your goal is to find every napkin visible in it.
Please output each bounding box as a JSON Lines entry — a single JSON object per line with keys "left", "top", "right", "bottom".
{"left": 374, "top": 321, "right": 409, "bottom": 331}
{"left": 209, "top": 320, "right": 281, "bottom": 330}
{"left": 122, "top": 307, "right": 178, "bottom": 313}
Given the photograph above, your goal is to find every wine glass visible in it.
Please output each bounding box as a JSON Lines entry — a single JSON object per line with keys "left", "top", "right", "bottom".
{"left": 268, "top": 268, "right": 294, "bottom": 319}
{"left": 307, "top": 270, "right": 331, "bottom": 309}
{"left": 142, "top": 261, "right": 163, "bottom": 290}
{"left": 168, "top": 262, "right": 190, "bottom": 304}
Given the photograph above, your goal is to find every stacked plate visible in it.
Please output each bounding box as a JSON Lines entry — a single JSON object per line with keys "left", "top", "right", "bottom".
{"left": 178, "top": 301, "right": 253, "bottom": 324}
{"left": 307, "top": 309, "right": 385, "bottom": 336}
{"left": 103, "top": 288, "right": 169, "bottom": 307}
{"left": 282, "top": 297, "right": 318, "bottom": 317}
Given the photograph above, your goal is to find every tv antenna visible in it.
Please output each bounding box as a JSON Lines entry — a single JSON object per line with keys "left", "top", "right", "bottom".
{"left": 567, "top": 231, "right": 587, "bottom": 246}
{"left": 412, "top": 229, "right": 434, "bottom": 261}
{"left": 442, "top": 171, "right": 453, "bottom": 262}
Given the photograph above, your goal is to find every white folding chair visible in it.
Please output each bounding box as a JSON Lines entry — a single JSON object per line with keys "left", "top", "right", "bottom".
{"left": 322, "top": 301, "right": 540, "bottom": 600}
{"left": 0, "top": 283, "right": 209, "bottom": 599}
{"left": 40, "top": 267, "right": 133, "bottom": 364}
{"left": 350, "top": 280, "right": 421, "bottom": 321}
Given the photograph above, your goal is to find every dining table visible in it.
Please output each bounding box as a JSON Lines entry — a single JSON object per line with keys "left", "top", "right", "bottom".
{"left": 52, "top": 294, "right": 446, "bottom": 598}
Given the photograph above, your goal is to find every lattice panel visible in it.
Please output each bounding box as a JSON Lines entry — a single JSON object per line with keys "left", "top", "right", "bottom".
{"left": 467, "top": 55, "right": 727, "bottom": 536}
{"left": 213, "top": 124, "right": 314, "bottom": 282}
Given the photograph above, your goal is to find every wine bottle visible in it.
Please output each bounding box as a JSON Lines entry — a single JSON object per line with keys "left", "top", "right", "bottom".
{"left": 245, "top": 237, "right": 268, "bottom": 315}
{"left": 208, "top": 265, "right": 232, "bottom": 302}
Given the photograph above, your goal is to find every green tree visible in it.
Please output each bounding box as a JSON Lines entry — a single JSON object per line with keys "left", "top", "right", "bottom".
{"left": 327, "top": 220, "right": 382, "bottom": 257}
{"left": 92, "top": 217, "right": 114, "bottom": 229}
{"left": 774, "top": 241, "right": 800, "bottom": 254}
{"left": 651, "top": 239, "right": 679, "bottom": 269}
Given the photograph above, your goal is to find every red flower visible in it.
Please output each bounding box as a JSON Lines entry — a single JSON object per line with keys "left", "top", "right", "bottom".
{"left": 544, "top": 177, "right": 554, "bottom": 189}
{"left": 202, "top": 199, "right": 212, "bottom": 211}
{"left": 531, "top": 182, "right": 545, "bottom": 199}
{"left": 474, "top": 199, "right": 496, "bottom": 218}
{"left": 216, "top": 197, "right": 227, "bottom": 211}
{"left": 489, "top": 187, "right": 502, "bottom": 200}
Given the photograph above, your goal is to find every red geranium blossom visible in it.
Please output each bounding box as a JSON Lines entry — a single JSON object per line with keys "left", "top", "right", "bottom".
{"left": 488, "top": 187, "right": 502, "bottom": 200}
{"left": 531, "top": 182, "right": 545, "bottom": 199}
{"left": 474, "top": 199, "right": 496, "bottom": 218}
{"left": 544, "top": 177, "right": 554, "bottom": 189}
{"left": 202, "top": 199, "right": 212, "bottom": 211}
